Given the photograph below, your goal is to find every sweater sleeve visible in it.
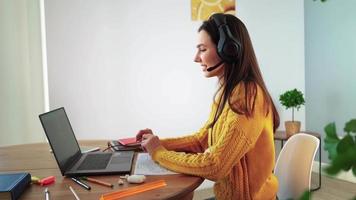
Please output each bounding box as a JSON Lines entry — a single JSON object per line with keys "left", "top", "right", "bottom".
{"left": 160, "top": 124, "right": 209, "bottom": 153}
{"left": 151, "top": 90, "right": 267, "bottom": 181}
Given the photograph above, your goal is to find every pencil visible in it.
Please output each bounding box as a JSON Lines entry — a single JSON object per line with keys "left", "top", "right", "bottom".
{"left": 81, "top": 177, "right": 114, "bottom": 188}
{"left": 69, "top": 186, "right": 80, "bottom": 200}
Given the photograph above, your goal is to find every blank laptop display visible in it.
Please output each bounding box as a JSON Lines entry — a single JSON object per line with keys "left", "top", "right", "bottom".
{"left": 39, "top": 107, "right": 134, "bottom": 176}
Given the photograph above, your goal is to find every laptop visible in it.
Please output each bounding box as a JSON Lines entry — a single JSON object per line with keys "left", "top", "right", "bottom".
{"left": 39, "top": 107, "right": 134, "bottom": 177}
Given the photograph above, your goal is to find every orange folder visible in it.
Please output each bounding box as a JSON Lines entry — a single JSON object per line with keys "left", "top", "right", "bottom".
{"left": 100, "top": 180, "right": 167, "bottom": 200}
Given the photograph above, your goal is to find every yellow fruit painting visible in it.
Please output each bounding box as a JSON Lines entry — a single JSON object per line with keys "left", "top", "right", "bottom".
{"left": 191, "top": 0, "right": 236, "bottom": 21}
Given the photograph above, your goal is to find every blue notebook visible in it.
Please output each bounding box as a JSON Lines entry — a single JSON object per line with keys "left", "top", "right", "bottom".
{"left": 0, "top": 173, "right": 31, "bottom": 200}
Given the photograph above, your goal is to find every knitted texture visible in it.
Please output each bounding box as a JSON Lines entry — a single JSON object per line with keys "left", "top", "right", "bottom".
{"left": 152, "top": 84, "right": 278, "bottom": 200}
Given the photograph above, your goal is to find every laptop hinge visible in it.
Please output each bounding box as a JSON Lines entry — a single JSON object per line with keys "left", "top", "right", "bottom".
{"left": 63, "top": 151, "right": 83, "bottom": 174}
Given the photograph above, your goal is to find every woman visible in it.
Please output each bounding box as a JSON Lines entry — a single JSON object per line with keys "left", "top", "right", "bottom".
{"left": 137, "top": 13, "right": 280, "bottom": 200}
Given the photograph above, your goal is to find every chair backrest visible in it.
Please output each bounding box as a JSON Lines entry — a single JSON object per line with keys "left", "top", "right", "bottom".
{"left": 274, "top": 133, "right": 319, "bottom": 200}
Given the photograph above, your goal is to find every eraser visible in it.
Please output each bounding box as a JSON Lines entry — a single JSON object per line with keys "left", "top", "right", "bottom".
{"left": 39, "top": 176, "right": 56, "bottom": 186}
{"left": 127, "top": 175, "right": 146, "bottom": 184}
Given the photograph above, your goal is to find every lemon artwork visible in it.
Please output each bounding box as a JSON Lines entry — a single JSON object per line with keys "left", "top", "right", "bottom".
{"left": 191, "top": 0, "right": 236, "bottom": 21}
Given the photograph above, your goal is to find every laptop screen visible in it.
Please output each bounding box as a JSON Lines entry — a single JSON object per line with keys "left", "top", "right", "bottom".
{"left": 39, "top": 108, "right": 81, "bottom": 174}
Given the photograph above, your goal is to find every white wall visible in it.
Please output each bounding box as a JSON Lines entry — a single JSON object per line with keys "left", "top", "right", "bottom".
{"left": 45, "top": 0, "right": 305, "bottom": 141}
{"left": 45, "top": 0, "right": 213, "bottom": 140}
{"left": 305, "top": 0, "right": 356, "bottom": 163}
{"left": 0, "top": 0, "right": 45, "bottom": 145}
{"left": 238, "top": 0, "right": 305, "bottom": 129}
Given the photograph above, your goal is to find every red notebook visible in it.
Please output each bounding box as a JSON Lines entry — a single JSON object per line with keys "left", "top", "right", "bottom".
{"left": 118, "top": 137, "right": 141, "bottom": 146}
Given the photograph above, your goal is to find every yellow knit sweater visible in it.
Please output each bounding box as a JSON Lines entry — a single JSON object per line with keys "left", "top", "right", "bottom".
{"left": 151, "top": 83, "right": 278, "bottom": 200}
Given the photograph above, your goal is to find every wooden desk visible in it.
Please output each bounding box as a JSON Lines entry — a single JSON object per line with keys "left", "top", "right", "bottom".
{"left": 0, "top": 140, "right": 203, "bottom": 200}
{"left": 274, "top": 131, "right": 322, "bottom": 191}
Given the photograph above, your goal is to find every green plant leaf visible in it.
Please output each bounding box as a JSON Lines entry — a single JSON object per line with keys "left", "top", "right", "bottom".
{"left": 324, "top": 119, "right": 356, "bottom": 190}
{"left": 336, "top": 134, "right": 355, "bottom": 154}
{"left": 279, "top": 89, "right": 305, "bottom": 109}
{"left": 279, "top": 88, "right": 305, "bottom": 120}
{"left": 325, "top": 146, "right": 356, "bottom": 175}
{"left": 298, "top": 190, "right": 311, "bottom": 200}
{"left": 324, "top": 122, "right": 340, "bottom": 160}
{"left": 336, "top": 134, "right": 355, "bottom": 171}
{"left": 344, "top": 119, "right": 356, "bottom": 134}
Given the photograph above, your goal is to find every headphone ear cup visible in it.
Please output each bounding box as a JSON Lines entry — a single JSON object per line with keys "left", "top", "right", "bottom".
{"left": 217, "top": 25, "right": 242, "bottom": 63}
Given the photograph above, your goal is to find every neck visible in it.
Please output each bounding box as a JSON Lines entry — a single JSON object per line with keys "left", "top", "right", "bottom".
{"left": 218, "top": 74, "right": 225, "bottom": 86}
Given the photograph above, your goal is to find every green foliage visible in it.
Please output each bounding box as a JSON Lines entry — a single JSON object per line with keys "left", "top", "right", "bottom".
{"left": 344, "top": 119, "right": 356, "bottom": 134}
{"left": 279, "top": 88, "right": 305, "bottom": 121}
{"left": 324, "top": 120, "right": 356, "bottom": 200}
{"left": 299, "top": 191, "right": 312, "bottom": 200}
{"left": 324, "top": 119, "right": 356, "bottom": 177}
{"left": 324, "top": 123, "right": 339, "bottom": 160}
{"left": 279, "top": 89, "right": 305, "bottom": 110}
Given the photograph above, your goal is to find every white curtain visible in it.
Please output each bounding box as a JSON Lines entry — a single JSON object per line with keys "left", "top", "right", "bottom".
{"left": 0, "top": 0, "right": 46, "bottom": 145}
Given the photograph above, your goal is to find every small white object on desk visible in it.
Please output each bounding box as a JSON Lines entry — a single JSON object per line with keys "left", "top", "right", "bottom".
{"left": 127, "top": 175, "right": 146, "bottom": 184}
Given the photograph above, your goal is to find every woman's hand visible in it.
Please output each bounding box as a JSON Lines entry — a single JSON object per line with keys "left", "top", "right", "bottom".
{"left": 141, "top": 134, "right": 161, "bottom": 155}
{"left": 136, "top": 128, "right": 153, "bottom": 142}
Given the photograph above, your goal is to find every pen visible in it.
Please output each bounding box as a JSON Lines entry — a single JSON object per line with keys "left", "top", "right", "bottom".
{"left": 69, "top": 186, "right": 80, "bottom": 200}
{"left": 81, "top": 176, "right": 113, "bottom": 188}
{"left": 71, "top": 177, "right": 91, "bottom": 190}
{"left": 44, "top": 187, "right": 50, "bottom": 200}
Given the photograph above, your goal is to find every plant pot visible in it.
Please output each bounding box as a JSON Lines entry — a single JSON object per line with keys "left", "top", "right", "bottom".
{"left": 285, "top": 121, "right": 301, "bottom": 138}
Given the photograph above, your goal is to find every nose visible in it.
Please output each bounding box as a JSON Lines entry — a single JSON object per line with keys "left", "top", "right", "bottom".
{"left": 194, "top": 52, "right": 201, "bottom": 63}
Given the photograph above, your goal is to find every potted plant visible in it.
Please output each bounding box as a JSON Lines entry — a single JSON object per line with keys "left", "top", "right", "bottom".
{"left": 324, "top": 119, "right": 356, "bottom": 177}
{"left": 279, "top": 88, "right": 305, "bottom": 137}
{"left": 322, "top": 119, "right": 356, "bottom": 200}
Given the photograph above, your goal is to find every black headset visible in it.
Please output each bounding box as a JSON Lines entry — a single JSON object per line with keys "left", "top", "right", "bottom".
{"left": 212, "top": 14, "right": 242, "bottom": 63}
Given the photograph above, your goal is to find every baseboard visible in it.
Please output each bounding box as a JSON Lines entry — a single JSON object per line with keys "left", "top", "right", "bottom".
{"left": 312, "top": 161, "right": 356, "bottom": 184}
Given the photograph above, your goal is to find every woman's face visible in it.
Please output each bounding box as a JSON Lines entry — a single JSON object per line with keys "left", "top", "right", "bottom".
{"left": 194, "top": 30, "right": 224, "bottom": 78}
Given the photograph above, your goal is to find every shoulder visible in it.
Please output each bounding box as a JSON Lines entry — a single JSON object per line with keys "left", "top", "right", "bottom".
{"left": 229, "top": 81, "right": 265, "bottom": 115}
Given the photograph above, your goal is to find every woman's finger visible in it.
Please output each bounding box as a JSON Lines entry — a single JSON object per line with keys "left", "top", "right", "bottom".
{"left": 136, "top": 129, "right": 153, "bottom": 141}
{"left": 142, "top": 134, "right": 153, "bottom": 141}
{"left": 136, "top": 130, "right": 148, "bottom": 141}
{"left": 141, "top": 140, "right": 148, "bottom": 152}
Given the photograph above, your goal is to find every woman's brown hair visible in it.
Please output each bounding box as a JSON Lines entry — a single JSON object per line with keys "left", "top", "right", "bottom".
{"left": 199, "top": 13, "right": 280, "bottom": 132}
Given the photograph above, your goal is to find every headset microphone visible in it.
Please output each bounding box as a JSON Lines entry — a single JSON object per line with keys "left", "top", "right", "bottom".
{"left": 206, "top": 61, "right": 224, "bottom": 72}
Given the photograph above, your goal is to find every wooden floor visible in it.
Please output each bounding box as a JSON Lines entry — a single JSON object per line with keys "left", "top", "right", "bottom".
{"left": 193, "top": 173, "right": 356, "bottom": 200}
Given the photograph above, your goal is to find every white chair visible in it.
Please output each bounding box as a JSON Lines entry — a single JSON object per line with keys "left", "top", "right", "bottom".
{"left": 274, "top": 133, "right": 320, "bottom": 200}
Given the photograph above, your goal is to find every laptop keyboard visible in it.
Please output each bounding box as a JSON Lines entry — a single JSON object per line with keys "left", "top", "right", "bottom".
{"left": 77, "top": 154, "right": 112, "bottom": 170}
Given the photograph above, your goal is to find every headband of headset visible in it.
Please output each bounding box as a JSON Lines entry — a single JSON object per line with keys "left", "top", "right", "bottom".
{"left": 212, "top": 14, "right": 242, "bottom": 63}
